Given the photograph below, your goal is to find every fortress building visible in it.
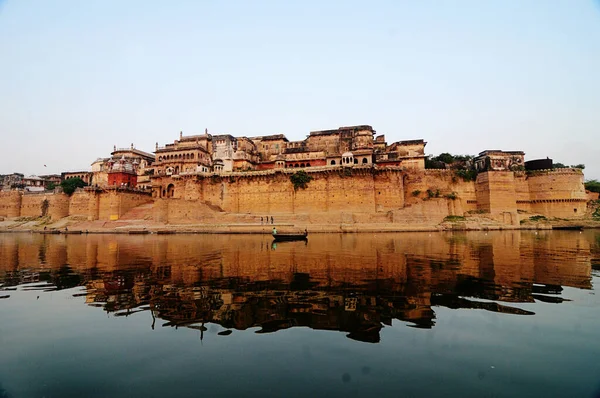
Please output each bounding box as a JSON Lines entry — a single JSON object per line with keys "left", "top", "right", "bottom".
{"left": 150, "top": 125, "right": 426, "bottom": 179}
{"left": 0, "top": 124, "right": 591, "bottom": 227}
{"left": 91, "top": 144, "right": 155, "bottom": 190}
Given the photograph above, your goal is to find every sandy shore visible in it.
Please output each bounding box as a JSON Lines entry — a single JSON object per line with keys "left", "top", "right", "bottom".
{"left": 1, "top": 216, "right": 598, "bottom": 234}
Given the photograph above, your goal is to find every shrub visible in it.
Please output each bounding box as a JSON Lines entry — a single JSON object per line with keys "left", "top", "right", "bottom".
{"left": 426, "top": 189, "right": 440, "bottom": 198}
{"left": 444, "top": 215, "right": 466, "bottom": 222}
{"left": 60, "top": 178, "right": 87, "bottom": 195}
{"left": 444, "top": 192, "right": 457, "bottom": 200}
{"left": 585, "top": 179, "right": 600, "bottom": 193}
{"left": 455, "top": 169, "right": 478, "bottom": 182}
{"left": 290, "top": 171, "right": 313, "bottom": 191}
{"left": 529, "top": 215, "right": 547, "bottom": 222}
{"left": 412, "top": 190, "right": 421, "bottom": 197}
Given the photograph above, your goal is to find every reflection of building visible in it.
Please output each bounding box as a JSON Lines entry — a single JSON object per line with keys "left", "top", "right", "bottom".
{"left": 0, "top": 231, "right": 595, "bottom": 343}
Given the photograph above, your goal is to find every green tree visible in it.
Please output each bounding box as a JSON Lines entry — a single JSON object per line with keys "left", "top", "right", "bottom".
{"left": 290, "top": 171, "right": 313, "bottom": 191}
{"left": 432, "top": 153, "right": 455, "bottom": 164}
{"left": 585, "top": 179, "right": 600, "bottom": 193}
{"left": 60, "top": 178, "right": 87, "bottom": 195}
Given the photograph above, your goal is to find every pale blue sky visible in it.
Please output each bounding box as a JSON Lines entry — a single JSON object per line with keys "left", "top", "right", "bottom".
{"left": 1, "top": 0, "right": 599, "bottom": 179}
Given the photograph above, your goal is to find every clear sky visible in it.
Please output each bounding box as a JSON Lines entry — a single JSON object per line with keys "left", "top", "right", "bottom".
{"left": 1, "top": 0, "right": 599, "bottom": 179}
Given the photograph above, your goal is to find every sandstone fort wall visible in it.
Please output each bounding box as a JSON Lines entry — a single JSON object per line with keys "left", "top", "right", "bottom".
{"left": 0, "top": 191, "right": 22, "bottom": 218}
{"left": 0, "top": 169, "right": 589, "bottom": 224}
{"left": 0, "top": 190, "right": 150, "bottom": 221}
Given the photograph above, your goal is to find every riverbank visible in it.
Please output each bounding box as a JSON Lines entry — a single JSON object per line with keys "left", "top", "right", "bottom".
{"left": 1, "top": 216, "right": 599, "bottom": 234}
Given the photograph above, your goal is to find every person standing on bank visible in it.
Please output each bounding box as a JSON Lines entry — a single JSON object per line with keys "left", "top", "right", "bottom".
{"left": 272, "top": 227, "right": 277, "bottom": 235}
{"left": 271, "top": 216, "right": 274, "bottom": 224}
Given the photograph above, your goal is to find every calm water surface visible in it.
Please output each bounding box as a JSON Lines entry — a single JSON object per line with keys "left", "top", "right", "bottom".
{"left": 1, "top": 231, "right": 600, "bottom": 398}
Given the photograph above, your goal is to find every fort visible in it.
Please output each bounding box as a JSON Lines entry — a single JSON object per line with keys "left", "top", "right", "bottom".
{"left": 0, "top": 124, "right": 596, "bottom": 231}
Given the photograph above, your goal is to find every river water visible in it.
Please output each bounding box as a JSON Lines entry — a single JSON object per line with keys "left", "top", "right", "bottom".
{"left": 1, "top": 231, "right": 599, "bottom": 398}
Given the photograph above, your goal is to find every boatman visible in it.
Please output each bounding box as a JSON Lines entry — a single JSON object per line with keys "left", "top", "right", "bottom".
{"left": 272, "top": 227, "right": 277, "bottom": 235}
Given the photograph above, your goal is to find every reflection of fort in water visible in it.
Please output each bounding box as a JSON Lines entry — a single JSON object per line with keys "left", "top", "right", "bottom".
{"left": 0, "top": 232, "right": 597, "bottom": 343}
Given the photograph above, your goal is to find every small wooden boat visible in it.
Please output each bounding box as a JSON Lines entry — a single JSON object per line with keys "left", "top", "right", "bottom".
{"left": 272, "top": 230, "right": 308, "bottom": 242}
{"left": 62, "top": 230, "right": 82, "bottom": 235}
{"left": 39, "top": 230, "right": 60, "bottom": 234}
{"left": 129, "top": 230, "right": 150, "bottom": 235}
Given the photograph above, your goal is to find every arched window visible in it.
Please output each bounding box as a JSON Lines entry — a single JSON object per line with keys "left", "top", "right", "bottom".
{"left": 331, "top": 160, "right": 336, "bottom": 165}
{"left": 306, "top": 163, "right": 310, "bottom": 167}
{"left": 300, "top": 163, "right": 305, "bottom": 168}
{"left": 362, "top": 157, "right": 368, "bottom": 164}
{"left": 191, "top": 153, "right": 195, "bottom": 159}
{"left": 175, "top": 166, "right": 179, "bottom": 175}
{"left": 166, "top": 184, "right": 175, "bottom": 198}
{"left": 354, "top": 158, "right": 358, "bottom": 164}
{"left": 294, "top": 164, "right": 299, "bottom": 168}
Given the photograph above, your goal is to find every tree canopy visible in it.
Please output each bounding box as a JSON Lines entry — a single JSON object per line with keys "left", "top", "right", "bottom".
{"left": 585, "top": 179, "right": 600, "bottom": 193}
{"left": 60, "top": 178, "right": 87, "bottom": 195}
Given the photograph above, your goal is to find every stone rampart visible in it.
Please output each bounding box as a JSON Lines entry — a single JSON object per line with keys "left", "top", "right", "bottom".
{"left": 0, "top": 189, "right": 150, "bottom": 222}
{"left": 98, "top": 190, "right": 152, "bottom": 221}
{"left": 18, "top": 192, "right": 70, "bottom": 220}
{"left": 0, "top": 191, "right": 22, "bottom": 218}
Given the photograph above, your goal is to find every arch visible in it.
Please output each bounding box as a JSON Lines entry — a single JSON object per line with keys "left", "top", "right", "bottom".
{"left": 191, "top": 153, "right": 195, "bottom": 159}
{"left": 166, "top": 184, "right": 175, "bottom": 198}
{"left": 175, "top": 166, "right": 180, "bottom": 175}
{"left": 331, "top": 160, "right": 336, "bottom": 165}
{"left": 306, "top": 163, "right": 310, "bottom": 167}
{"left": 294, "top": 164, "right": 299, "bottom": 168}
{"left": 362, "top": 157, "right": 368, "bottom": 164}
{"left": 300, "top": 163, "right": 305, "bottom": 168}
{"left": 162, "top": 189, "right": 166, "bottom": 197}
{"left": 354, "top": 158, "right": 358, "bottom": 164}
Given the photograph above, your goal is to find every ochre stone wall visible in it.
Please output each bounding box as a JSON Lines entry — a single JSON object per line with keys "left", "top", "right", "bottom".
{"left": 48, "top": 194, "right": 70, "bottom": 220}
{"left": 0, "top": 190, "right": 150, "bottom": 222}
{"left": 527, "top": 169, "right": 586, "bottom": 201}
{"left": 153, "top": 169, "right": 407, "bottom": 222}
{"left": 0, "top": 168, "right": 590, "bottom": 224}
{"left": 403, "top": 170, "right": 477, "bottom": 214}
{"left": 524, "top": 169, "right": 587, "bottom": 218}
{"left": 70, "top": 191, "right": 95, "bottom": 218}
{"left": 19, "top": 193, "right": 70, "bottom": 220}
{"left": 98, "top": 190, "right": 152, "bottom": 220}
{"left": 0, "top": 191, "right": 22, "bottom": 217}
{"left": 476, "top": 172, "right": 517, "bottom": 214}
